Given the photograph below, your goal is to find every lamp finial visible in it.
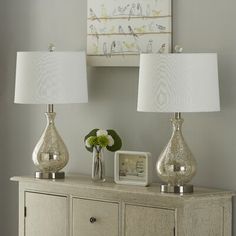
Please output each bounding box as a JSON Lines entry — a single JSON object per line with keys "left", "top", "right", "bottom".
{"left": 174, "top": 45, "right": 183, "bottom": 53}
{"left": 49, "top": 43, "right": 56, "bottom": 52}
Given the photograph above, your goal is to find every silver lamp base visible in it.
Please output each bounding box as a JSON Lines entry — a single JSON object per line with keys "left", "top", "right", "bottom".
{"left": 160, "top": 184, "right": 194, "bottom": 194}
{"left": 35, "top": 171, "right": 65, "bottom": 179}
{"left": 32, "top": 105, "right": 69, "bottom": 180}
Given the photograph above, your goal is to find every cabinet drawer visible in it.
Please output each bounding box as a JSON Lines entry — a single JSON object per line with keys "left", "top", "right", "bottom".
{"left": 72, "top": 198, "right": 119, "bottom": 236}
{"left": 25, "top": 192, "right": 67, "bottom": 236}
{"left": 125, "top": 204, "right": 175, "bottom": 236}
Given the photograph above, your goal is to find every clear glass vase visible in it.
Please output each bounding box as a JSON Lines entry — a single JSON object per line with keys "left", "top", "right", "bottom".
{"left": 92, "top": 146, "right": 105, "bottom": 182}
{"left": 32, "top": 112, "right": 69, "bottom": 175}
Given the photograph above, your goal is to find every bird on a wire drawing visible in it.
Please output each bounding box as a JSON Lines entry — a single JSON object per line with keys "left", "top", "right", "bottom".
{"left": 110, "top": 41, "right": 116, "bottom": 56}
{"left": 89, "top": 25, "right": 99, "bottom": 40}
{"left": 103, "top": 42, "right": 108, "bottom": 57}
{"left": 128, "top": 3, "right": 136, "bottom": 20}
{"left": 146, "top": 4, "right": 151, "bottom": 16}
{"left": 137, "top": 3, "right": 143, "bottom": 16}
{"left": 118, "top": 25, "right": 125, "bottom": 34}
{"left": 101, "top": 4, "right": 108, "bottom": 18}
{"left": 123, "top": 41, "right": 135, "bottom": 51}
{"left": 116, "top": 41, "right": 124, "bottom": 56}
{"left": 134, "top": 25, "right": 146, "bottom": 33}
{"left": 128, "top": 25, "right": 139, "bottom": 39}
{"left": 156, "top": 24, "right": 166, "bottom": 31}
{"left": 146, "top": 40, "right": 153, "bottom": 53}
{"left": 89, "top": 8, "right": 101, "bottom": 22}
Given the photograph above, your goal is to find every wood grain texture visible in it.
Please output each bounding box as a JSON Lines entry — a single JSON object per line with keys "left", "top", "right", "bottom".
{"left": 10, "top": 175, "right": 235, "bottom": 200}
{"left": 186, "top": 206, "right": 223, "bottom": 236}
{"left": 72, "top": 198, "right": 119, "bottom": 236}
{"left": 11, "top": 175, "right": 235, "bottom": 236}
{"left": 125, "top": 204, "right": 175, "bottom": 236}
{"left": 25, "top": 192, "right": 68, "bottom": 236}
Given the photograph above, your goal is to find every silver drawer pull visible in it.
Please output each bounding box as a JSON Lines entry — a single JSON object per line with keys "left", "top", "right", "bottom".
{"left": 90, "top": 217, "right": 97, "bottom": 223}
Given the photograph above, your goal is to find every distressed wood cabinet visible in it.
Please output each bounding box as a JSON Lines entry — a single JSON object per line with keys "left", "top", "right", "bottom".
{"left": 11, "top": 175, "right": 234, "bottom": 236}
{"left": 24, "top": 192, "right": 67, "bottom": 236}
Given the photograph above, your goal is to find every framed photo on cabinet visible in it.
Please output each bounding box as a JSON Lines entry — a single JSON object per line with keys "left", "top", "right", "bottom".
{"left": 87, "top": 0, "right": 172, "bottom": 67}
{"left": 114, "top": 151, "right": 152, "bottom": 186}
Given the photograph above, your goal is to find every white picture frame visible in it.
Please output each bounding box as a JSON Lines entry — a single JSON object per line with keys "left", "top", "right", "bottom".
{"left": 87, "top": 0, "right": 172, "bottom": 67}
{"left": 114, "top": 150, "right": 152, "bottom": 186}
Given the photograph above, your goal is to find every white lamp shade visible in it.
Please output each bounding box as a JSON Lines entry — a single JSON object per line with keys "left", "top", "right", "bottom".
{"left": 14, "top": 51, "right": 88, "bottom": 104}
{"left": 137, "top": 53, "right": 220, "bottom": 112}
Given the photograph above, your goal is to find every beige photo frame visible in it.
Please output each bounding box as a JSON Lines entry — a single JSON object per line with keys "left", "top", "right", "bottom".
{"left": 114, "top": 150, "right": 152, "bottom": 186}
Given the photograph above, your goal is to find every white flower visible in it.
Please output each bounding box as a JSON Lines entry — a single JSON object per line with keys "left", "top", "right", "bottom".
{"left": 107, "top": 135, "right": 114, "bottom": 146}
{"left": 85, "top": 138, "right": 91, "bottom": 148}
{"left": 96, "top": 129, "right": 108, "bottom": 137}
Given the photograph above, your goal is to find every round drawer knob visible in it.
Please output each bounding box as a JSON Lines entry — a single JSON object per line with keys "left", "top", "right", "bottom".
{"left": 90, "top": 217, "right": 97, "bottom": 223}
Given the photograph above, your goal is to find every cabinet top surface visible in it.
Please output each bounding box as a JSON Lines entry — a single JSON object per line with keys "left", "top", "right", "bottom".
{"left": 11, "top": 174, "right": 235, "bottom": 200}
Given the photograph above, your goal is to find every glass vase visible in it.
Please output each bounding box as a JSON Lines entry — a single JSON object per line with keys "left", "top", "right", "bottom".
{"left": 92, "top": 146, "right": 105, "bottom": 182}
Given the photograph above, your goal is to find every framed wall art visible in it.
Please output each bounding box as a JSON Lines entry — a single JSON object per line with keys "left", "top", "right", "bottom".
{"left": 114, "top": 150, "right": 152, "bottom": 186}
{"left": 87, "top": 0, "right": 172, "bottom": 67}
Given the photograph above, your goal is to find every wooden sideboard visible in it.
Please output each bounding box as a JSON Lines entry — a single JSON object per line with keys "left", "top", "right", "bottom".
{"left": 11, "top": 175, "right": 234, "bottom": 236}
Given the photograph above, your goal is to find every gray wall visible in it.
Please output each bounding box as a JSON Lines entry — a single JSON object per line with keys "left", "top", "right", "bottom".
{"left": 1, "top": 0, "right": 236, "bottom": 235}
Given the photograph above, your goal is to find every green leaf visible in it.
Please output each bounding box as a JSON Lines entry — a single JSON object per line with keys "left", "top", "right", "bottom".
{"left": 84, "top": 128, "right": 99, "bottom": 153}
{"left": 107, "top": 129, "right": 122, "bottom": 152}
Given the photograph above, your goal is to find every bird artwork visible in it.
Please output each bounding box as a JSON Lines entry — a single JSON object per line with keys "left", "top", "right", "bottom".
{"left": 123, "top": 41, "right": 135, "bottom": 51}
{"left": 128, "top": 25, "right": 139, "bottom": 39}
{"left": 103, "top": 42, "right": 108, "bottom": 57}
{"left": 146, "top": 40, "right": 153, "bottom": 53}
{"left": 120, "top": 4, "right": 130, "bottom": 15}
{"left": 156, "top": 24, "right": 166, "bottom": 31}
{"left": 89, "top": 8, "right": 101, "bottom": 22}
{"left": 158, "top": 43, "right": 166, "bottom": 53}
{"left": 116, "top": 41, "right": 124, "bottom": 55}
{"left": 123, "top": 4, "right": 130, "bottom": 14}
{"left": 87, "top": 1, "right": 171, "bottom": 61}
{"left": 134, "top": 25, "right": 146, "bottom": 33}
{"left": 146, "top": 4, "right": 151, "bottom": 17}
{"left": 114, "top": 4, "right": 130, "bottom": 16}
{"left": 118, "top": 25, "right": 125, "bottom": 34}
{"left": 101, "top": 4, "right": 108, "bottom": 19}
{"left": 129, "top": 3, "right": 136, "bottom": 20}
{"left": 110, "top": 41, "right": 116, "bottom": 56}
{"left": 117, "top": 6, "right": 123, "bottom": 15}
{"left": 136, "top": 3, "right": 143, "bottom": 17}
{"left": 152, "top": 10, "right": 161, "bottom": 16}
{"left": 89, "top": 25, "right": 99, "bottom": 40}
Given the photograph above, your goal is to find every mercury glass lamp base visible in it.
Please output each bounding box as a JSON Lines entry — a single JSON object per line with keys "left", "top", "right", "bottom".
{"left": 35, "top": 171, "right": 65, "bottom": 179}
{"left": 160, "top": 184, "right": 194, "bottom": 194}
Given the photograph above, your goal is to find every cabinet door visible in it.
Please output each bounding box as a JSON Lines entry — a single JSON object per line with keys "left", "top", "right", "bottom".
{"left": 125, "top": 204, "right": 175, "bottom": 236}
{"left": 72, "top": 198, "right": 119, "bottom": 236}
{"left": 25, "top": 192, "right": 67, "bottom": 236}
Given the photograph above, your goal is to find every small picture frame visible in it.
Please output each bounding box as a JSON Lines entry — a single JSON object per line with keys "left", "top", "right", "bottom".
{"left": 114, "top": 150, "right": 152, "bottom": 186}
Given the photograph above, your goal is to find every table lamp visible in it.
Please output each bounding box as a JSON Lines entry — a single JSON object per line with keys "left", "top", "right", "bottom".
{"left": 14, "top": 48, "right": 88, "bottom": 179}
{"left": 137, "top": 53, "right": 220, "bottom": 193}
